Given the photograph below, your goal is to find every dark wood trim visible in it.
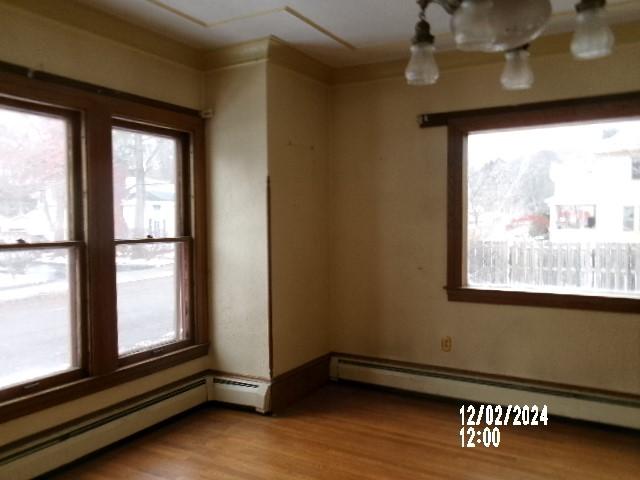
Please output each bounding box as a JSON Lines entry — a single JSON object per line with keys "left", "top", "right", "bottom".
{"left": 0, "top": 60, "right": 200, "bottom": 118}
{"left": 269, "top": 354, "right": 331, "bottom": 413}
{"left": 445, "top": 92, "right": 640, "bottom": 314}
{"left": 0, "top": 95, "right": 78, "bottom": 119}
{"left": 331, "top": 352, "right": 640, "bottom": 402}
{"left": 70, "top": 109, "right": 88, "bottom": 375}
{"left": 0, "top": 344, "right": 209, "bottom": 423}
{"left": 190, "top": 122, "right": 209, "bottom": 346}
{"left": 0, "top": 370, "right": 84, "bottom": 405}
{"left": 85, "top": 104, "right": 119, "bottom": 375}
{"left": 447, "top": 126, "right": 465, "bottom": 290}
{"left": 420, "top": 90, "right": 640, "bottom": 128}
{"left": 114, "top": 237, "right": 190, "bottom": 245}
{"left": 0, "top": 241, "right": 82, "bottom": 251}
{"left": 112, "top": 118, "right": 193, "bottom": 138}
{"left": 118, "top": 340, "right": 193, "bottom": 367}
{"left": 446, "top": 287, "right": 640, "bottom": 313}
{"left": 266, "top": 176, "right": 274, "bottom": 378}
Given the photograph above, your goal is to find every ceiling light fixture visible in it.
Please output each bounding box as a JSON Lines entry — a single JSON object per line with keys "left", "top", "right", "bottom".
{"left": 406, "top": 0, "right": 615, "bottom": 90}
{"left": 500, "top": 46, "right": 535, "bottom": 90}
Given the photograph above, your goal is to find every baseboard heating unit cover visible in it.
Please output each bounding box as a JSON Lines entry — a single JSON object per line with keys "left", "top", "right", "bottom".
{"left": 330, "top": 356, "right": 640, "bottom": 430}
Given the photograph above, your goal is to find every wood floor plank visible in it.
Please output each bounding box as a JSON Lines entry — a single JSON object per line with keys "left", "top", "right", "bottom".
{"left": 50, "top": 383, "right": 640, "bottom": 479}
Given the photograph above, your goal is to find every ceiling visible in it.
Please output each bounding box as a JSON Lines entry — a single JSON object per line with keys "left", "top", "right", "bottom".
{"left": 79, "top": 0, "right": 640, "bottom": 67}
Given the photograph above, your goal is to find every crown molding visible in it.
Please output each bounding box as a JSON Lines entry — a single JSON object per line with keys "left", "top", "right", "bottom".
{"left": 331, "top": 21, "right": 640, "bottom": 86}
{"left": 267, "top": 38, "right": 332, "bottom": 83}
{"left": 203, "top": 36, "right": 332, "bottom": 83}
{"left": 0, "top": 0, "right": 204, "bottom": 70}
{"left": 3, "top": 0, "right": 639, "bottom": 87}
{"left": 203, "top": 37, "right": 271, "bottom": 71}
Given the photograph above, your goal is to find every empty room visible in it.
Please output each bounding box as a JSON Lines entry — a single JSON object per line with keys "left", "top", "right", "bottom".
{"left": 0, "top": 0, "right": 639, "bottom": 478}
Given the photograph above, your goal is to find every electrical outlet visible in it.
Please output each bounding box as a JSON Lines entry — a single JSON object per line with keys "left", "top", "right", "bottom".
{"left": 441, "top": 336, "right": 452, "bottom": 352}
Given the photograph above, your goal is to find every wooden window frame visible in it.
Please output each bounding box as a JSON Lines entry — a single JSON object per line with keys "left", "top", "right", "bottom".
{"left": 111, "top": 120, "right": 194, "bottom": 365}
{"left": 0, "top": 67, "right": 209, "bottom": 422}
{"left": 0, "top": 98, "right": 86, "bottom": 403}
{"left": 446, "top": 92, "right": 640, "bottom": 314}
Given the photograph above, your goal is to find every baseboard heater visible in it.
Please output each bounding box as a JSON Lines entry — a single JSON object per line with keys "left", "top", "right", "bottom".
{"left": 0, "top": 373, "right": 270, "bottom": 479}
{"left": 330, "top": 356, "right": 640, "bottom": 430}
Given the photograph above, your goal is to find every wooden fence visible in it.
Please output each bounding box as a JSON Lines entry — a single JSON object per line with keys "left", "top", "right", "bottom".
{"left": 468, "top": 241, "right": 640, "bottom": 293}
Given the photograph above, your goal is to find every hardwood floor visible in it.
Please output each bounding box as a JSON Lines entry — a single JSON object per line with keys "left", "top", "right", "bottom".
{"left": 51, "top": 383, "right": 640, "bottom": 479}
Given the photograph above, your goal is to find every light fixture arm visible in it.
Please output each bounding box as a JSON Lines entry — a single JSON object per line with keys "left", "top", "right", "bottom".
{"left": 412, "top": 0, "right": 462, "bottom": 45}
{"left": 417, "top": 0, "right": 462, "bottom": 15}
{"left": 575, "top": 0, "right": 606, "bottom": 13}
{"left": 413, "top": 0, "right": 434, "bottom": 44}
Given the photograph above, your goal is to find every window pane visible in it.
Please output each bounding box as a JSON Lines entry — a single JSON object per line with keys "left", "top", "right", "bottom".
{"left": 633, "top": 157, "right": 640, "bottom": 180}
{"left": 116, "top": 242, "right": 186, "bottom": 355}
{"left": 0, "top": 106, "right": 70, "bottom": 243}
{"left": 112, "top": 128, "right": 178, "bottom": 239}
{"left": 556, "top": 205, "right": 596, "bottom": 230}
{"left": 467, "top": 118, "right": 640, "bottom": 297}
{"left": 0, "top": 248, "right": 78, "bottom": 388}
{"left": 623, "top": 207, "right": 634, "bottom": 232}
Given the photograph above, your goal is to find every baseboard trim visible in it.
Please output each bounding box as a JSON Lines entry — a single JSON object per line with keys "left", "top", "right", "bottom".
{"left": 330, "top": 354, "right": 640, "bottom": 430}
{"left": 0, "top": 370, "right": 272, "bottom": 479}
{"left": 1, "top": 378, "right": 208, "bottom": 479}
{"left": 0, "top": 356, "right": 331, "bottom": 479}
{"left": 7, "top": 352, "right": 634, "bottom": 479}
{"left": 269, "top": 354, "right": 331, "bottom": 413}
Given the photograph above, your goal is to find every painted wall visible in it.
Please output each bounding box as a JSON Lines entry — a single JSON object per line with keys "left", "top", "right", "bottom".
{"left": 329, "top": 42, "right": 640, "bottom": 395}
{"left": 0, "top": 358, "right": 207, "bottom": 445}
{"left": 0, "top": 1, "right": 202, "bottom": 109}
{"left": 205, "top": 62, "right": 271, "bottom": 379}
{"left": 267, "top": 64, "right": 330, "bottom": 376}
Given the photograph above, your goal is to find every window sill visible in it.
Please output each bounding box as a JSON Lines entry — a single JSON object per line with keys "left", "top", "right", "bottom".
{"left": 445, "top": 287, "right": 640, "bottom": 314}
{"left": 0, "top": 343, "right": 209, "bottom": 423}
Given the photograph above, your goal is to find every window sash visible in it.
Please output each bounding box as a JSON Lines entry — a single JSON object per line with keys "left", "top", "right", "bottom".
{"left": 446, "top": 92, "right": 640, "bottom": 313}
{"left": 115, "top": 237, "right": 193, "bottom": 363}
{"left": 110, "top": 121, "right": 194, "bottom": 360}
{"left": 0, "top": 98, "right": 85, "bottom": 395}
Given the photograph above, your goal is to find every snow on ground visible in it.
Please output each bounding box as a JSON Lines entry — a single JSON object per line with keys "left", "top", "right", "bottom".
{"left": 0, "top": 266, "right": 173, "bottom": 303}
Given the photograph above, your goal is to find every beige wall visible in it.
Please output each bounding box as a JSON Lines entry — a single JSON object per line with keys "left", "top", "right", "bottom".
{"left": 0, "top": 1, "right": 203, "bottom": 109}
{"left": 329, "top": 42, "right": 640, "bottom": 395}
{"left": 0, "top": 358, "right": 208, "bottom": 445}
{"left": 205, "top": 61, "right": 332, "bottom": 379}
{"left": 268, "top": 64, "right": 330, "bottom": 376}
{"left": 206, "top": 62, "right": 271, "bottom": 379}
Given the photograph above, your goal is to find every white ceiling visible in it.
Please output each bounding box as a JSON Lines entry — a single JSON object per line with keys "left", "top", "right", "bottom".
{"left": 79, "top": 0, "right": 640, "bottom": 67}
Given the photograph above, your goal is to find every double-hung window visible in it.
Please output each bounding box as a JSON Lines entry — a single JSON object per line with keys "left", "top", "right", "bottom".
{"left": 0, "top": 100, "right": 83, "bottom": 396}
{"left": 112, "top": 123, "right": 192, "bottom": 362}
{"left": 0, "top": 68, "right": 208, "bottom": 419}
{"left": 446, "top": 93, "right": 640, "bottom": 313}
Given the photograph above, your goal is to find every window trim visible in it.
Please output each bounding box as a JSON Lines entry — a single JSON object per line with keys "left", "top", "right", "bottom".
{"left": 445, "top": 92, "right": 640, "bottom": 313}
{"left": 111, "top": 120, "right": 193, "bottom": 362}
{"left": 0, "top": 98, "right": 87, "bottom": 400}
{"left": 0, "top": 66, "right": 209, "bottom": 421}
